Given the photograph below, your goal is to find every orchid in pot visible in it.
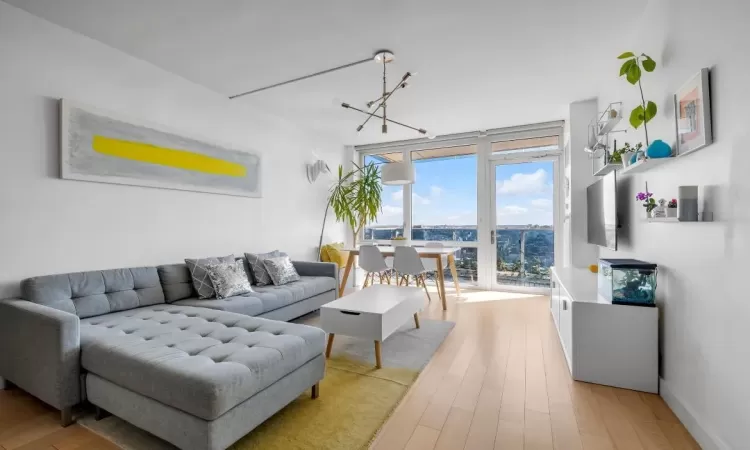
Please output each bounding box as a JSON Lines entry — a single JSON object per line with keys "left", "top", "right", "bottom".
{"left": 636, "top": 191, "right": 657, "bottom": 218}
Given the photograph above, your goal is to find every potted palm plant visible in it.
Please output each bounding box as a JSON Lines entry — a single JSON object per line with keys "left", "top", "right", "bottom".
{"left": 317, "top": 162, "right": 383, "bottom": 260}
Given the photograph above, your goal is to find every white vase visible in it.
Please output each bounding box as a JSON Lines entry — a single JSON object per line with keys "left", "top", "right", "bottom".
{"left": 667, "top": 208, "right": 677, "bottom": 218}
{"left": 646, "top": 209, "right": 654, "bottom": 219}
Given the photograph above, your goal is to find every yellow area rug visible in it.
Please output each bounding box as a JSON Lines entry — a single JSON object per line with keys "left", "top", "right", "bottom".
{"left": 230, "top": 356, "right": 418, "bottom": 450}
{"left": 79, "top": 319, "right": 454, "bottom": 449}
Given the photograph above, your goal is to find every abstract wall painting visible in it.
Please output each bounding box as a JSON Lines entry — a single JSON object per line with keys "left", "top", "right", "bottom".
{"left": 674, "top": 68, "right": 713, "bottom": 157}
{"left": 60, "top": 100, "right": 261, "bottom": 197}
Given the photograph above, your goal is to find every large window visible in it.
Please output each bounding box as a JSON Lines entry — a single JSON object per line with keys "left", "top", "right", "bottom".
{"left": 411, "top": 145, "right": 477, "bottom": 242}
{"left": 363, "top": 152, "right": 404, "bottom": 240}
{"left": 358, "top": 121, "right": 562, "bottom": 291}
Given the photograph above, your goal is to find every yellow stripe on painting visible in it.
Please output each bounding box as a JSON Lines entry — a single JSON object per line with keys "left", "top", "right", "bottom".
{"left": 91, "top": 135, "right": 246, "bottom": 177}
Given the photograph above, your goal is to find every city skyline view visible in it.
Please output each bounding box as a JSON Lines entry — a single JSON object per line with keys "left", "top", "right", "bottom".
{"left": 368, "top": 154, "right": 554, "bottom": 228}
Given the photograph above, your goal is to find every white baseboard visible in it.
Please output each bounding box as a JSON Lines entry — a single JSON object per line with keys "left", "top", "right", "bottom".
{"left": 659, "top": 377, "right": 730, "bottom": 450}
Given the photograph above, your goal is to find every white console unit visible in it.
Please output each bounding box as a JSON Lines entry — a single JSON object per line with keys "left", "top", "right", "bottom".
{"left": 550, "top": 267, "right": 659, "bottom": 393}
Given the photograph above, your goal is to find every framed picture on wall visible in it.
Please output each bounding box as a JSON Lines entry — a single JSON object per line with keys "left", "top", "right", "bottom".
{"left": 674, "top": 68, "right": 713, "bottom": 157}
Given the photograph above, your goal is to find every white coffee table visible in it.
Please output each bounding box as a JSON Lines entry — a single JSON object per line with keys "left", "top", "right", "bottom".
{"left": 320, "top": 285, "right": 424, "bottom": 368}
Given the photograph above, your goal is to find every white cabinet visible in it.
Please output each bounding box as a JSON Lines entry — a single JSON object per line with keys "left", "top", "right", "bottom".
{"left": 549, "top": 267, "right": 659, "bottom": 393}
{"left": 558, "top": 285, "right": 573, "bottom": 370}
{"left": 549, "top": 277, "right": 560, "bottom": 327}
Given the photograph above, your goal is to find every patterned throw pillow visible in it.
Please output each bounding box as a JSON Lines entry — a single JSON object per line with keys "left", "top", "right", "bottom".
{"left": 262, "top": 256, "right": 300, "bottom": 286}
{"left": 185, "top": 255, "right": 235, "bottom": 299}
{"left": 245, "top": 251, "right": 287, "bottom": 286}
{"left": 205, "top": 261, "right": 253, "bottom": 299}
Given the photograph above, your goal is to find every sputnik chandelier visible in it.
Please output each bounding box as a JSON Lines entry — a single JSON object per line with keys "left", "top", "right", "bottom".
{"left": 340, "top": 50, "right": 428, "bottom": 136}
{"left": 229, "top": 50, "right": 428, "bottom": 136}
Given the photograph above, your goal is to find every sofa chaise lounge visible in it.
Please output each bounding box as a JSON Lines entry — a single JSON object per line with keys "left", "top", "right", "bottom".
{"left": 0, "top": 259, "right": 338, "bottom": 450}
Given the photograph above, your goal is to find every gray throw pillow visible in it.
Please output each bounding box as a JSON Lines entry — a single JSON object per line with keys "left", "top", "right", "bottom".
{"left": 185, "top": 254, "right": 235, "bottom": 299}
{"left": 205, "top": 261, "right": 253, "bottom": 299}
{"left": 262, "top": 256, "right": 300, "bottom": 286}
{"left": 245, "top": 250, "right": 287, "bottom": 286}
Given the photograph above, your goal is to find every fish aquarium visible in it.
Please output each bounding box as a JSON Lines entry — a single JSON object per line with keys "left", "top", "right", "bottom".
{"left": 598, "top": 259, "right": 657, "bottom": 307}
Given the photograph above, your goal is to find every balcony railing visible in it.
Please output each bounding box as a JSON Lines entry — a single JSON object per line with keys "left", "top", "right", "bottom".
{"left": 364, "top": 224, "right": 553, "bottom": 288}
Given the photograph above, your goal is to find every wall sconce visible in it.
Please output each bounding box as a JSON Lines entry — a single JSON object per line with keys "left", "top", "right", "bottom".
{"left": 306, "top": 159, "right": 330, "bottom": 184}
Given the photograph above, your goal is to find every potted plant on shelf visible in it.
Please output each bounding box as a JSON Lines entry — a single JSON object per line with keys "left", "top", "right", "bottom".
{"left": 620, "top": 142, "right": 643, "bottom": 167}
{"left": 317, "top": 162, "right": 383, "bottom": 260}
{"left": 667, "top": 199, "right": 678, "bottom": 218}
{"left": 618, "top": 52, "right": 657, "bottom": 147}
{"left": 636, "top": 191, "right": 657, "bottom": 218}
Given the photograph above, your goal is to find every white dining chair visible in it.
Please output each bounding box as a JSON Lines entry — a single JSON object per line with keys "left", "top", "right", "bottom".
{"left": 393, "top": 246, "right": 432, "bottom": 302}
{"left": 358, "top": 245, "right": 392, "bottom": 287}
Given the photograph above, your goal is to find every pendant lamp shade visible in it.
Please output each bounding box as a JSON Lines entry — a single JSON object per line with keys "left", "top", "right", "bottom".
{"left": 381, "top": 161, "right": 415, "bottom": 185}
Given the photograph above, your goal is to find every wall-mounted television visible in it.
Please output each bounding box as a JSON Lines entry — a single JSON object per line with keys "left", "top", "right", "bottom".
{"left": 587, "top": 171, "right": 617, "bottom": 250}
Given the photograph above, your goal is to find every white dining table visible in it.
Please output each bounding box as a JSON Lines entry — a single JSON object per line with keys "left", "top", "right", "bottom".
{"left": 339, "top": 246, "right": 461, "bottom": 311}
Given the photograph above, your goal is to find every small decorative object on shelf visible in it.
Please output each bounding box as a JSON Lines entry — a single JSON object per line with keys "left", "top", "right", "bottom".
{"left": 645, "top": 139, "right": 673, "bottom": 159}
{"left": 667, "top": 199, "right": 678, "bottom": 218}
{"left": 653, "top": 199, "right": 667, "bottom": 218}
{"left": 678, "top": 186, "right": 699, "bottom": 222}
{"left": 636, "top": 185, "right": 657, "bottom": 218}
{"left": 598, "top": 259, "right": 658, "bottom": 307}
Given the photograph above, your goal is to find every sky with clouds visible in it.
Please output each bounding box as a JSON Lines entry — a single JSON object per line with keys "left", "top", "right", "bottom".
{"left": 368, "top": 155, "right": 553, "bottom": 227}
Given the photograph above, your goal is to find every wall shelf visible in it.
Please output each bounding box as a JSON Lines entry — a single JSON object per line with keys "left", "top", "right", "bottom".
{"left": 646, "top": 215, "right": 714, "bottom": 223}
{"left": 593, "top": 162, "right": 622, "bottom": 176}
{"left": 620, "top": 157, "right": 672, "bottom": 176}
{"left": 597, "top": 116, "right": 622, "bottom": 136}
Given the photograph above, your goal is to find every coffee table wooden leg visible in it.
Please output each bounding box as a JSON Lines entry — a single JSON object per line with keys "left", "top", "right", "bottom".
{"left": 414, "top": 313, "right": 420, "bottom": 329}
{"left": 325, "top": 334, "right": 335, "bottom": 358}
{"left": 374, "top": 340, "right": 382, "bottom": 369}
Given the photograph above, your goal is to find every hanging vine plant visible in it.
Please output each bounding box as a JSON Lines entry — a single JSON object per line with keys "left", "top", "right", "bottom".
{"left": 618, "top": 52, "right": 657, "bottom": 145}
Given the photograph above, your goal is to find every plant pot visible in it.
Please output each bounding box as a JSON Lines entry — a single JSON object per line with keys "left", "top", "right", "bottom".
{"left": 621, "top": 151, "right": 634, "bottom": 167}
{"left": 667, "top": 208, "right": 677, "bottom": 218}
{"left": 391, "top": 239, "right": 410, "bottom": 247}
{"left": 646, "top": 209, "right": 654, "bottom": 219}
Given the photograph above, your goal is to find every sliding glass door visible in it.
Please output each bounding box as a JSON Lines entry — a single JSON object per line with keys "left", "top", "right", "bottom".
{"left": 490, "top": 159, "right": 557, "bottom": 292}
{"left": 488, "top": 134, "right": 559, "bottom": 293}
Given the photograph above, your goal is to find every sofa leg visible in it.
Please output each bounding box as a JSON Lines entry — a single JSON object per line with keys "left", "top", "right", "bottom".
{"left": 0, "top": 376, "right": 7, "bottom": 390}
{"left": 311, "top": 383, "right": 320, "bottom": 399}
{"left": 60, "top": 407, "right": 73, "bottom": 427}
{"left": 95, "top": 406, "right": 110, "bottom": 421}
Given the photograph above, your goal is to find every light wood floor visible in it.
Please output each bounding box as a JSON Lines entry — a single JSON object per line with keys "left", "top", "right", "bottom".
{"left": 0, "top": 287, "right": 700, "bottom": 450}
{"left": 370, "top": 287, "right": 701, "bottom": 450}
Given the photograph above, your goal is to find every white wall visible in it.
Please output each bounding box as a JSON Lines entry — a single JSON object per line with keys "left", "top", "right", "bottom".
{"left": 566, "top": 99, "right": 600, "bottom": 268}
{"left": 595, "top": 0, "right": 750, "bottom": 448}
{"left": 0, "top": 2, "right": 345, "bottom": 298}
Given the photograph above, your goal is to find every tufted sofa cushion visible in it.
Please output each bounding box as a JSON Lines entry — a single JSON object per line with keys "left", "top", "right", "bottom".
{"left": 173, "top": 295, "right": 264, "bottom": 317}
{"left": 251, "top": 276, "right": 337, "bottom": 313}
{"left": 79, "top": 305, "right": 325, "bottom": 421}
{"left": 21, "top": 267, "right": 164, "bottom": 319}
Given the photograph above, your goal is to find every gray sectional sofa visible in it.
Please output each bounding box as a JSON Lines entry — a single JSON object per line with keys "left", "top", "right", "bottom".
{"left": 0, "top": 258, "right": 338, "bottom": 450}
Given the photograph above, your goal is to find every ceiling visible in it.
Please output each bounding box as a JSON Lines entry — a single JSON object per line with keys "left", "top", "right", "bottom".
{"left": 7, "top": 0, "right": 649, "bottom": 146}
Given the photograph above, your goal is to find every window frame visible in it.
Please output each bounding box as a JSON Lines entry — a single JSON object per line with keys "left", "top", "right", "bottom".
{"left": 357, "top": 121, "right": 564, "bottom": 290}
